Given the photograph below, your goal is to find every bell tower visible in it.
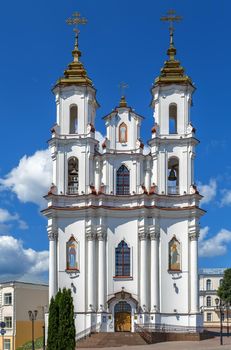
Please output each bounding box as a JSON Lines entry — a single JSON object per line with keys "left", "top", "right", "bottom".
{"left": 50, "top": 12, "right": 99, "bottom": 197}
{"left": 150, "top": 10, "right": 197, "bottom": 196}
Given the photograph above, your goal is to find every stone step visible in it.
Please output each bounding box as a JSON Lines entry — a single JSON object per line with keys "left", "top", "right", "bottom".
{"left": 77, "top": 332, "right": 147, "bottom": 348}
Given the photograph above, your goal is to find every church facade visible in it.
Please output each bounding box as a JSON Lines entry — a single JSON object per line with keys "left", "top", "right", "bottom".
{"left": 43, "top": 15, "right": 204, "bottom": 338}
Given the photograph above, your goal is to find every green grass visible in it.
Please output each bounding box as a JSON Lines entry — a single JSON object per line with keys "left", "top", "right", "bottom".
{"left": 16, "top": 336, "right": 43, "bottom": 350}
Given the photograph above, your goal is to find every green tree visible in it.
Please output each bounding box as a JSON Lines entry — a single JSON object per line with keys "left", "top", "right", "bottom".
{"left": 58, "top": 288, "right": 76, "bottom": 350}
{"left": 47, "top": 296, "right": 59, "bottom": 350}
{"left": 217, "top": 268, "right": 231, "bottom": 304}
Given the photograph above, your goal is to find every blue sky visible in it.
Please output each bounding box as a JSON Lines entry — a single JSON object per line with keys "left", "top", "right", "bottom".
{"left": 0, "top": 0, "right": 230, "bottom": 282}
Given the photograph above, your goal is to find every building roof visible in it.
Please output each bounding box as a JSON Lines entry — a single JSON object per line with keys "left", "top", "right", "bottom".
{"left": 199, "top": 268, "right": 227, "bottom": 276}
{"left": 0, "top": 281, "right": 48, "bottom": 287}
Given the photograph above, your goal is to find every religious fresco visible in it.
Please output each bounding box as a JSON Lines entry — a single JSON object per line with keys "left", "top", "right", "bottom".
{"left": 66, "top": 236, "right": 78, "bottom": 270}
{"left": 119, "top": 123, "right": 127, "bottom": 143}
{"left": 169, "top": 236, "right": 181, "bottom": 271}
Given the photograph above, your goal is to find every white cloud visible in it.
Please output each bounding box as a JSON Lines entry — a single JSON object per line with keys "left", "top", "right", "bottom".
{"left": 221, "top": 190, "right": 231, "bottom": 207}
{"left": 143, "top": 144, "right": 151, "bottom": 155}
{"left": 199, "top": 226, "right": 209, "bottom": 242}
{"left": 0, "top": 208, "right": 18, "bottom": 223}
{"left": 198, "top": 179, "right": 217, "bottom": 205}
{"left": 95, "top": 130, "right": 105, "bottom": 144}
{"left": 0, "top": 208, "right": 28, "bottom": 231}
{"left": 0, "top": 235, "right": 48, "bottom": 282}
{"left": 0, "top": 149, "right": 52, "bottom": 207}
{"left": 199, "top": 227, "right": 231, "bottom": 257}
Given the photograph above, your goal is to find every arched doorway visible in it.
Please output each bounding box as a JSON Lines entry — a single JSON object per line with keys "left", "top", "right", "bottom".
{"left": 114, "top": 301, "right": 131, "bottom": 332}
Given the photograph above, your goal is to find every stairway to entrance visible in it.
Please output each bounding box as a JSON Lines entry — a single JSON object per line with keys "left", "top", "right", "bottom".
{"left": 77, "top": 332, "right": 147, "bottom": 348}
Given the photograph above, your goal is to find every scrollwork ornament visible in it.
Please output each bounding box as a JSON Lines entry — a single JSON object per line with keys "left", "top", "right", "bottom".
{"left": 189, "top": 231, "right": 199, "bottom": 241}
{"left": 48, "top": 229, "right": 58, "bottom": 241}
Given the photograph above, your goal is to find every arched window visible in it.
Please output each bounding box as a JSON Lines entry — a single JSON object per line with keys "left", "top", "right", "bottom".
{"left": 206, "top": 296, "right": 212, "bottom": 307}
{"left": 66, "top": 236, "right": 78, "bottom": 271}
{"left": 68, "top": 157, "right": 79, "bottom": 194}
{"left": 116, "top": 165, "right": 130, "bottom": 195}
{"left": 115, "top": 240, "right": 130, "bottom": 277}
{"left": 169, "top": 103, "right": 177, "bottom": 134}
{"left": 206, "top": 279, "right": 212, "bottom": 291}
{"left": 119, "top": 122, "right": 127, "bottom": 143}
{"left": 169, "top": 236, "right": 181, "bottom": 271}
{"left": 70, "top": 105, "right": 78, "bottom": 134}
{"left": 168, "top": 157, "right": 179, "bottom": 195}
{"left": 219, "top": 279, "right": 223, "bottom": 287}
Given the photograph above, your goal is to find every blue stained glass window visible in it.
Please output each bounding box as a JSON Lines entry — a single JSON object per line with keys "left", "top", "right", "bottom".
{"left": 116, "top": 165, "right": 130, "bottom": 195}
{"left": 115, "top": 240, "right": 130, "bottom": 276}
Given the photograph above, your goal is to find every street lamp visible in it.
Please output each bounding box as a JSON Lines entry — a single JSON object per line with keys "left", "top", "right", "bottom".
{"left": 226, "top": 302, "right": 230, "bottom": 337}
{"left": 28, "top": 310, "right": 38, "bottom": 350}
{"left": 215, "top": 298, "right": 223, "bottom": 346}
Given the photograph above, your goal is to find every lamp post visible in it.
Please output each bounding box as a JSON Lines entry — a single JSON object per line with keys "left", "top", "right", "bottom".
{"left": 215, "top": 298, "right": 223, "bottom": 346}
{"left": 226, "top": 302, "right": 230, "bottom": 337}
{"left": 28, "top": 310, "right": 38, "bottom": 350}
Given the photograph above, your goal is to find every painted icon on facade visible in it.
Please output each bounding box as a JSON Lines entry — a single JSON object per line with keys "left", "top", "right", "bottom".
{"left": 119, "top": 123, "right": 127, "bottom": 143}
{"left": 169, "top": 236, "right": 181, "bottom": 271}
{"left": 67, "top": 236, "right": 78, "bottom": 270}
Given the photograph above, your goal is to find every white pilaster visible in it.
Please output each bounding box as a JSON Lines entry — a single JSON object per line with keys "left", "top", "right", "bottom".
{"left": 48, "top": 228, "right": 58, "bottom": 301}
{"left": 139, "top": 229, "right": 148, "bottom": 311}
{"left": 190, "top": 233, "right": 199, "bottom": 313}
{"left": 145, "top": 157, "right": 151, "bottom": 192}
{"left": 87, "top": 231, "right": 96, "bottom": 311}
{"left": 97, "top": 228, "right": 106, "bottom": 311}
{"left": 150, "top": 227, "right": 159, "bottom": 312}
{"left": 95, "top": 158, "right": 101, "bottom": 193}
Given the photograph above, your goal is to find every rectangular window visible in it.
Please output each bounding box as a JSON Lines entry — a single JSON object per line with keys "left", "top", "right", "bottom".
{"left": 207, "top": 313, "right": 212, "bottom": 322}
{"left": 4, "top": 293, "right": 12, "bottom": 305}
{"left": 4, "top": 339, "right": 11, "bottom": 350}
{"left": 4, "top": 317, "right": 12, "bottom": 328}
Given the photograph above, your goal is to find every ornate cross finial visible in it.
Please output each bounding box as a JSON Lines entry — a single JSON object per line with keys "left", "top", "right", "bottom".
{"left": 161, "top": 10, "right": 183, "bottom": 46}
{"left": 119, "top": 82, "right": 129, "bottom": 97}
{"left": 66, "top": 12, "right": 88, "bottom": 61}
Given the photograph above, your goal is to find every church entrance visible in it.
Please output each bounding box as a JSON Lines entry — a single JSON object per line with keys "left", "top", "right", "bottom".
{"left": 114, "top": 301, "right": 131, "bottom": 332}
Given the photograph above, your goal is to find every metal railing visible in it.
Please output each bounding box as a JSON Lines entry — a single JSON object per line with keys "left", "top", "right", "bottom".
{"left": 76, "top": 322, "right": 101, "bottom": 341}
{"left": 68, "top": 186, "right": 78, "bottom": 194}
{"left": 135, "top": 323, "right": 203, "bottom": 334}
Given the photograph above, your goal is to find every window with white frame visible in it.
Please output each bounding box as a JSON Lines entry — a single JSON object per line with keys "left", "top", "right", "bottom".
{"left": 4, "top": 316, "right": 12, "bottom": 328}
{"left": 206, "top": 296, "right": 212, "bottom": 307}
{"left": 207, "top": 313, "right": 212, "bottom": 322}
{"left": 4, "top": 293, "right": 12, "bottom": 305}
{"left": 206, "top": 279, "right": 212, "bottom": 290}
{"left": 4, "top": 339, "right": 11, "bottom": 350}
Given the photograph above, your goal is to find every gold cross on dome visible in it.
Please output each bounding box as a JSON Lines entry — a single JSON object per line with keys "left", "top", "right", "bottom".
{"left": 66, "top": 12, "right": 87, "bottom": 30}
{"left": 161, "top": 10, "right": 183, "bottom": 44}
{"left": 66, "top": 12, "right": 88, "bottom": 56}
{"left": 119, "top": 82, "right": 129, "bottom": 96}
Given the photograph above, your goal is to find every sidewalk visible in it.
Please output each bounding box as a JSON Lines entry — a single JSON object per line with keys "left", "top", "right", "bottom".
{"left": 78, "top": 336, "right": 231, "bottom": 350}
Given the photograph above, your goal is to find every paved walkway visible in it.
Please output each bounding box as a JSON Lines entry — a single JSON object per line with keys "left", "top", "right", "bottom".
{"left": 78, "top": 336, "right": 231, "bottom": 350}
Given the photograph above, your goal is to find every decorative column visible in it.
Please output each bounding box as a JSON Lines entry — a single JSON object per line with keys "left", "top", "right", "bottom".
{"left": 48, "top": 227, "right": 58, "bottom": 301}
{"left": 97, "top": 227, "right": 106, "bottom": 311}
{"left": 95, "top": 158, "right": 101, "bottom": 193}
{"left": 139, "top": 227, "right": 148, "bottom": 311}
{"left": 190, "top": 232, "right": 199, "bottom": 313}
{"left": 150, "top": 226, "right": 159, "bottom": 312}
{"left": 145, "top": 157, "right": 152, "bottom": 193}
{"left": 87, "top": 230, "right": 96, "bottom": 311}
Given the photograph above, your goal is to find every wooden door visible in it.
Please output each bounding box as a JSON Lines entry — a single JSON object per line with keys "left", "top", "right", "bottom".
{"left": 115, "top": 312, "right": 131, "bottom": 332}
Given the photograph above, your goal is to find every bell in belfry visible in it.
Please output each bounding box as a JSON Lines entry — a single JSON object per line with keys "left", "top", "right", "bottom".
{"left": 168, "top": 167, "right": 177, "bottom": 181}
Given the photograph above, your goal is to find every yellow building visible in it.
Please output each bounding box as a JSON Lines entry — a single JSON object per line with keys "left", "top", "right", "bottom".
{"left": 199, "top": 268, "right": 231, "bottom": 329}
{"left": 0, "top": 281, "right": 48, "bottom": 350}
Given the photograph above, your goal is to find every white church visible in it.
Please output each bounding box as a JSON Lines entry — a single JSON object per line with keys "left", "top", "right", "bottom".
{"left": 43, "top": 12, "right": 205, "bottom": 337}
